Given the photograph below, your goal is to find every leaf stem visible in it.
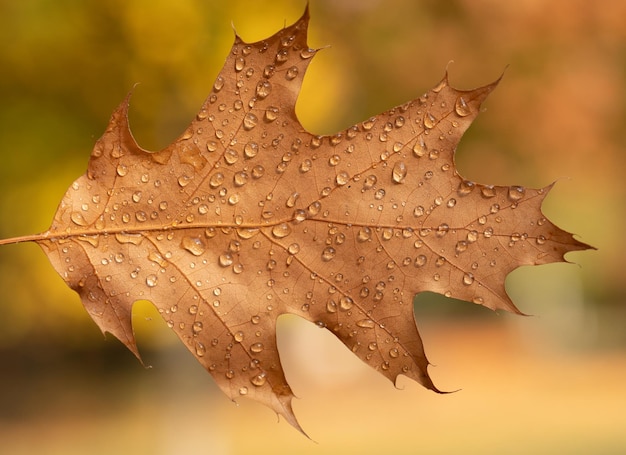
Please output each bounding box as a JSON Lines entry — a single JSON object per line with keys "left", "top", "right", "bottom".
{"left": 0, "top": 233, "right": 49, "bottom": 246}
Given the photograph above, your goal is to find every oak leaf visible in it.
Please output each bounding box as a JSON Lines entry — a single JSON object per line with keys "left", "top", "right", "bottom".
{"left": 0, "top": 8, "right": 591, "bottom": 433}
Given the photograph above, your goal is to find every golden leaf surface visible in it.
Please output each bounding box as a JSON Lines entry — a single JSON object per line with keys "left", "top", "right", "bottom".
{"left": 0, "top": 7, "right": 591, "bottom": 434}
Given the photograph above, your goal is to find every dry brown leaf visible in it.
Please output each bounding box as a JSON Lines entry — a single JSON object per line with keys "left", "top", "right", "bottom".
{"left": 0, "top": 7, "right": 591, "bottom": 434}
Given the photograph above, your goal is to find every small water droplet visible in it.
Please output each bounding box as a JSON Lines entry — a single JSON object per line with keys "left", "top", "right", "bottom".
{"left": 271, "top": 223, "right": 292, "bottom": 238}
{"left": 424, "top": 112, "right": 437, "bottom": 129}
{"left": 181, "top": 236, "right": 206, "bottom": 256}
{"left": 481, "top": 185, "right": 496, "bottom": 198}
{"left": 286, "top": 66, "right": 299, "bottom": 80}
{"left": 455, "top": 96, "right": 471, "bottom": 116}
{"left": 392, "top": 162, "right": 407, "bottom": 183}
{"left": 463, "top": 273, "right": 475, "bottom": 286}
{"left": 190, "top": 341, "right": 205, "bottom": 358}
{"left": 336, "top": 171, "right": 350, "bottom": 186}
{"left": 251, "top": 373, "right": 267, "bottom": 387}
{"left": 209, "top": 172, "right": 224, "bottom": 188}
{"left": 250, "top": 342, "right": 264, "bottom": 353}
{"left": 275, "top": 48, "right": 289, "bottom": 63}
{"left": 299, "top": 159, "right": 312, "bottom": 173}
{"left": 458, "top": 180, "right": 475, "bottom": 196}
{"left": 339, "top": 296, "right": 353, "bottom": 311}
{"left": 356, "top": 319, "right": 375, "bottom": 329}
{"left": 192, "top": 321, "right": 203, "bottom": 334}
{"left": 362, "top": 117, "right": 376, "bottom": 130}
{"left": 285, "top": 192, "right": 299, "bottom": 208}
{"left": 357, "top": 227, "right": 371, "bottom": 242}
{"left": 219, "top": 253, "right": 233, "bottom": 267}
{"left": 321, "top": 246, "right": 336, "bottom": 262}
{"left": 243, "top": 113, "right": 258, "bottom": 130}
{"left": 234, "top": 331, "right": 244, "bottom": 343}
{"left": 70, "top": 212, "right": 88, "bottom": 226}
{"left": 251, "top": 165, "right": 265, "bottom": 179}
{"left": 256, "top": 80, "right": 271, "bottom": 99}
{"left": 146, "top": 274, "right": 158, "bottom": 287}
{"left": 467, "top": 230, "right": 478, "bottom": 243}
{"left": 244, "top": 141, "right": 258, "bottom": 159}
{"left": 363, "top": 175, "right": 377, "bottom": 190}
{"left": 265, "top": 106, "right": 279, "bottom": 121}
{"left": 415, "top": 255, "right": 427, "bottom": 267}
{"left": 508, "top": 185, "right": 525, "bottom": 201}
{"left": 233, "top": 171, "right": 249, "bottom": 187}
{"left": 287, "top": 243, "right": 300, "bottom": 255}
{"left": 307, "top": 201, "right": 321, "bottom": 216}
{"left": 412, "top": 137, "right": 427, "bottom": 157}
{"left": 300, "top": 48, "right": 316, "bottom": 59}
{"left": 234, "top": 56, "right": 245, "bottom": 72}
{"left": 213, "top": 75, "right": 225, "bottom": 91}
{"left": 224, "top": 149, "right": 238, "bottom": 165}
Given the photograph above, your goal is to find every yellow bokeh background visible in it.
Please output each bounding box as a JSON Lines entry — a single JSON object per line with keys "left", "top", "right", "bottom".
{"left": 0, "top": 0, "right": 624, "bottom": 453}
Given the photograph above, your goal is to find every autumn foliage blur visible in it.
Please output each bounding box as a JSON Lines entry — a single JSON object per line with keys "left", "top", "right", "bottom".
{"left": 0, "top": 0, "right": 623, "bottom": 453}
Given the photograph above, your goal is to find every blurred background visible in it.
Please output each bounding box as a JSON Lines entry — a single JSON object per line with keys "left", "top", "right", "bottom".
{"left": 0, "top": 0, "right": 624, "bottom": 453}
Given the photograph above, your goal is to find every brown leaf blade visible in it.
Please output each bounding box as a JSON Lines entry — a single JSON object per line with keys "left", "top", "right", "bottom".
{"left": 10, "top": 7, "right": 592, "bottom": 433}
